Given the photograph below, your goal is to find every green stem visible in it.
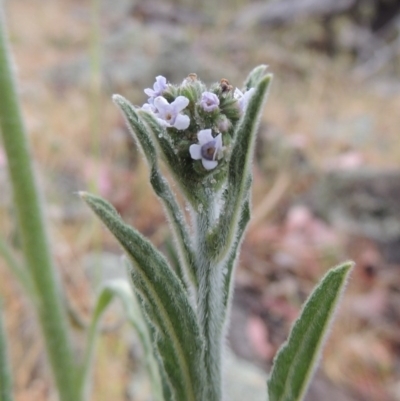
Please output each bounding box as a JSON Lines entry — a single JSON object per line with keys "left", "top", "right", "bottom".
{"left": 0, "top": 304, "right": 15, "bottom": 401}
{"left": 195, "top": 202, "right": 223, "bottom": 401}
{"left": 0, "top": 8, "right": 79, "bottom": 401}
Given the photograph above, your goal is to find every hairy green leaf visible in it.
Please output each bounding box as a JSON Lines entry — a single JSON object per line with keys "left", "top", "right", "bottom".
{"left": 80, "top": 192, "right": 205, "bottom": 401}
{"left": 210, "top": 74, "right": 272, "bottom": 262}
{"left": 221, "top": 194, "right": 250, "bottom": 324}
{"left": 137, "top": 109, "right": 208, "bottom": 207}
{"left": 244, "top": 64, "right": 269, "bottom": 90}
{"left": 267, "top": 262, "right": 353, "bottom": 401}
{"left": 113, "top": 95, "right": 198, "bottom": 292}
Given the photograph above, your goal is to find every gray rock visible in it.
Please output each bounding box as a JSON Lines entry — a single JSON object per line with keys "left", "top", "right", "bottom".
{"left": 233, "top": 0, "right": 356, "bottom": 28}
{"left": 83, "top": 251, "right": 128, "bottom": 286}
{"left": 101, "top": 0, "right": 135, "bottom": 23}
{"left": 312, "top": 169, "right": 400, "bottom": 242}
{"left": 224, "top": 349, "right": 266, "bottom": 401}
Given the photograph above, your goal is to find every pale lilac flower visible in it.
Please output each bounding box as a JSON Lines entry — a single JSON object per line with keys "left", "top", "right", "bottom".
{"left": 153, "top": 96, "right": 190, "bottom": 130}
{"left": 200, "top": 92, "right": 220, "bottom": 112}
{"left": 189, "top": 129, "right": 223, "bottom": 170}
{"left": 234, "top": 87, "right": 255, "bottom": 113}
{"left": 144, "top": 75, "right": 168, "bottom": 99}
{"left": 142, "top": 101, "right": 157, "bottom": 113}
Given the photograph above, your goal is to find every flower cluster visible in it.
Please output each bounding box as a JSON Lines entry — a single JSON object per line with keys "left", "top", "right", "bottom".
{"left": 141, "top": 74, "right": 255, "bottom": 172}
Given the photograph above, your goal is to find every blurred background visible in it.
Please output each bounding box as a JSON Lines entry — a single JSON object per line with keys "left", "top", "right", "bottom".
{"left": 1, "top": 0, "right": 400, "bottom": 400}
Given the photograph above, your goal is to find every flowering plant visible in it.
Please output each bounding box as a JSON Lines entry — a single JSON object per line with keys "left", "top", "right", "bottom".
{"left": 0, "top": 3, "right": 352, "bottom": 399}
{"left": 0, "top": 8, "right": 353, "bottom": 394}
{"left": 80, "top": 67, "right": 353, "bottom": 401}
{"left": 0, "top": 5, "right": 353, "bottom": 391}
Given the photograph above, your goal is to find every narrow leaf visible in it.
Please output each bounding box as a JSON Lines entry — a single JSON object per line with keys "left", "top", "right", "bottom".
{"left": 138, "top": 109, "right": 206, "bottom": 207}
{"left": 244, "top": 64, "right": 269, "bottom": 90}
{"left": 267, "top": 261, "right": 353, "bottom": 401}
{"left": 136, "top": 109, "right": 179, "bottom": 175}
{"left": 81, "top": 192, "right": 205, "bottom": 401}
{"left": 0, "top": 304, "right": 15, "bottom": 401}
{"left": 78, "top": 279, "right": 162, "bottom": 401}
{"left": 164, "top": 235, "right": 187, "bottom": 285}
{"left": 221, "top": 195, "right": 250, "bottom": 321}
{"left": 210, "top": 74, "right": 272, "bottom": 262}
{"left": 112, "top": 95, "right": 198, "bottom": 291}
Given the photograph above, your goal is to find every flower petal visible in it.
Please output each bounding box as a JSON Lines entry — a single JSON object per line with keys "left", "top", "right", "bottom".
{"left": 144, "top": 88, "right": 155, "bottom": 97}
{"left": 174, "top": 114, "right": 190, "bottom": 130}
{"left": 144, "top": 76, "right": 167, "bottom": 99}
{"left": 202, "top": 159, "right": 218, "bottom": 170}
{"left": 172, "top": 96, "right": 189, "bottom": 112}
{"left": 142, "top": 103, "right": 156, "bottom": 113}
{"left": 189, "top": 144, "right": 202, "bottom": 160}
{"left": 238, "top": 88, "right": 255, "bottom": 112}
{"left": 154, "top": 75, "right": 167, "bottom": 92}
{"left": 197, "top": 129, "right": 213, "bottom": 145}
{"left": 153, "top": 96, "right": 170, "bottom": 114}
{"left": 157, "top": 118, "right": 171, "bottom": 127}
{"left": 234, "top": 88, "right": 243, "bottom": 99}
{"left": 214, "top": 133, "right": 222, "bottom": 150}
{"left": 200, "top": 92, "right": 220, "bottom": 112}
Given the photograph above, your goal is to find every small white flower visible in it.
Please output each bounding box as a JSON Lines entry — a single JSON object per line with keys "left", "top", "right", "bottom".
{"left": 189, "top": 129, "right": 223, "bottom": 170}
{"left": 234, "top": 87, "right": 255, "bottom": 113}
{"left": 153, "top": 96, "right": 190, "bottom": 130}
{"left": 144, "top": 75, "right": 168, "bottom": 99}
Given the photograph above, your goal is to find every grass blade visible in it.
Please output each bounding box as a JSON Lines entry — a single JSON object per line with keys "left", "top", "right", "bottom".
{"left": 79, "top": 279, "right": 162, "bottom": 401}
{"left": 0, "top": 303, "right": 15, "bottom": 401}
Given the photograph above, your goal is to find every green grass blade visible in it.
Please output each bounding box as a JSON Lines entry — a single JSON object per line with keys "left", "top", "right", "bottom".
{"left": 0, "top": 304, "right": 15, "bottom": 401}
{"left": 267, "top": 262, "right": 353, "bottom": 401}
{"left": 78, "top": 279, "right": 162, "bottom": 401}
{"left": 0, "top": 8, "right": 78, "bottom": 399}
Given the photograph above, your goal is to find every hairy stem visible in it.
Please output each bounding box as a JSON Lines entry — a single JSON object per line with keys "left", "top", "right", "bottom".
{"left": 195, "top": 200, "right": 224, "bottom": 401}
